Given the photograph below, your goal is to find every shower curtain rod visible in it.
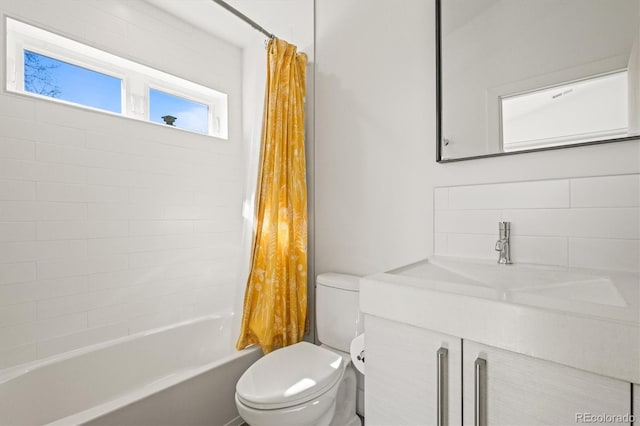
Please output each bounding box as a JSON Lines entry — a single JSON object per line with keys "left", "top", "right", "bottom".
{"left": 211, "top": 0, "right": 276, "bottom": 40}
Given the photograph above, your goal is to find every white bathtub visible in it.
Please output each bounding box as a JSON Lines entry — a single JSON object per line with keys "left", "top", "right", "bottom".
{"left": 0, "top": 315, "right": 262, "bottom": 426}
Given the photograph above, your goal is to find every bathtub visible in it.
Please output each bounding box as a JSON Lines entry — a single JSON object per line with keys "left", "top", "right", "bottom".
{"left": 0, "top": 315, "right": 262, "bottom": 426}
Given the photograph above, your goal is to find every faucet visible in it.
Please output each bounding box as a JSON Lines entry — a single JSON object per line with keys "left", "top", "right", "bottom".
{"left": 495, "top": 221, "right": 512, "bottom": 264}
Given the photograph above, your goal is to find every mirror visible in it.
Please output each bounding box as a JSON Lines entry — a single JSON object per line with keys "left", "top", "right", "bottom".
{"left": 436, "top": 0, "right": 640, "bottom": 162}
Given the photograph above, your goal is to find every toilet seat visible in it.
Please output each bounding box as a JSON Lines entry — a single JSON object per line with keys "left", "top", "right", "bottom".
{"left": 236, "top": 342, "right": 345, "bottom": 410}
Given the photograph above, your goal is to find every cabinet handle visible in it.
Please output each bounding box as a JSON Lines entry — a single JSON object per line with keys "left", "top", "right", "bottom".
{"left": 474, "top": 357, "right": 487, "bottom": 426}
{"left": 437, "top": 347, "right": 448, "bottom": 426}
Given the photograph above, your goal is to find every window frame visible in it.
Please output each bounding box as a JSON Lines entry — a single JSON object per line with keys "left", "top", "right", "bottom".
{"left": 5, "top": 17, "right": 228, "bottom": 139}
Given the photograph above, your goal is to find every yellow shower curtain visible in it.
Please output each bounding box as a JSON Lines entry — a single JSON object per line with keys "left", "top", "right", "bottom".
{"left": 236, "top": 39, "right": 308, "bottom": 354}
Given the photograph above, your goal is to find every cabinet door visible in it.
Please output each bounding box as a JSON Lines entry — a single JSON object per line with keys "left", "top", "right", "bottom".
{"left": 365, "top": 315, "right": 462, "bottom": 426}
{"left": 462, "top": 341, "right": 631, "bottom": 426}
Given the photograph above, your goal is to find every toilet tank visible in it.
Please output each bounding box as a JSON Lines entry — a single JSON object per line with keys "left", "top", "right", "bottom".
{"left": 316, "top": 273, "right": 363, "bottom": 353}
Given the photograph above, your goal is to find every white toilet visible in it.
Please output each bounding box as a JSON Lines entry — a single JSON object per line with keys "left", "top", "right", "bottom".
{"left": 235, "top": 273, "right": 363, "bottom": 426}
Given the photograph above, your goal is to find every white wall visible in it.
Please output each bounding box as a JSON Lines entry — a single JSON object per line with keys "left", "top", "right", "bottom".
{"left": 315, "top": 0, "right": 640, "bottom": 277}
{"left": 315, "top": 0, "right": 434, "bottom": 276}
{"left": 0, "top": 0, "right": 246, "bottom": 368}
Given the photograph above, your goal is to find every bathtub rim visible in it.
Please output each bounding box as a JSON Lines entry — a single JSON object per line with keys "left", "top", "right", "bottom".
{"left": 0, "top": 313, "right": 236, "bottom": 385}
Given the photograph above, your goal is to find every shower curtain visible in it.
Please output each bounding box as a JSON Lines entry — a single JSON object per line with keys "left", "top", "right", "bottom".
{"left": 236, "top": 38, "right": 308, "bottom": 354}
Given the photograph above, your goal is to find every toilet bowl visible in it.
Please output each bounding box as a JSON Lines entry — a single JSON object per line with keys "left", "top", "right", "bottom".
{"left": 235, "top": 342, "right": 360, "bottom": 426}
{"left": 235, "top": 273, "right": 364, "bottom": 426}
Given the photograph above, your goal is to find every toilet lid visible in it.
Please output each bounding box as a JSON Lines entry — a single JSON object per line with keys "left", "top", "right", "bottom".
{"left": 236, "top": 342, "right": 344, "bottom": 409}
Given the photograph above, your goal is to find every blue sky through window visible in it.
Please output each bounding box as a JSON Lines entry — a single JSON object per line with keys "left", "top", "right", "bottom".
{"left": 149, "top": 89, "right": 209, "bottom": 134}
{"left": 24, "top": 50, "right": 121, "bottom": 113}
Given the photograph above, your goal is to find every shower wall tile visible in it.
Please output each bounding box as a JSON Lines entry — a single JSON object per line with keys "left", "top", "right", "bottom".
{"left": 0, "top": 277, "right": 87, "bottom": 307}
{"left": 0, "top": 240, "right": 87, "bottom": 263}
{"left": 86, "top": 221, "right": 129, "bottom": 239}
{"left": 0, "top": 262, "right": 37, "bottom": 285}
{"left": 0, "top": 0, "right": 245, "bottom": 368}
{"left": 36, "top": 182, "right": 89, "bottom": 203}
{"left": 0, "top": 201, "right": 87, "bottom": 221}
{"left": 0, "top": 344, "right": 36, "bottom": 370}
{"left": 0, "top": 303, "right": 37, "bottom": 328}
{"left": 0, "top": 222, "right": 36, "bottom": 242}
{"left": 37, "top": 323, "right": 129, "bottom": 359}
{"left": 37, "top": 221, "right": 89, "bottom": 241}
{"left": 0, "top": 138, "right": 35, "bottom": 160}
{"left": 0, "top": 180, "right": 36, "bottom": 200}
{"left": 434, "top": 174, "right": 640, "bottom": 272}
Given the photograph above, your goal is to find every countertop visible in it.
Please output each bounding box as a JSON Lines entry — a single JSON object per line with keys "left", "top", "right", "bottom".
{"left": 361, "top": 256, "right": 640, "bottom": 383}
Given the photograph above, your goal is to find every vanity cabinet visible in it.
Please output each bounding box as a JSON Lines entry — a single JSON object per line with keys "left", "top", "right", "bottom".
{"left": 365, "top": 315, "right": 632, "bottom": 426}
{"left": 462, "top": 341, "right": 631, "bottom": 426}
{"left": 365, "top": 315, "right": 462, "bottom": 426}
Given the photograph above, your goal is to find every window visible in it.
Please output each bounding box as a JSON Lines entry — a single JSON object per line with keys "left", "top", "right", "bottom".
{"left": 6, "top": 18, "right": 228, "bottom": 139}
{"left": 149, "top": 89, "right": 209, "bottom": 135}
{"left": 501, "top": 71, "right": 628, "bottom": 152}
{"left": 24, "top": 50, "right": 122, "bottom": 113}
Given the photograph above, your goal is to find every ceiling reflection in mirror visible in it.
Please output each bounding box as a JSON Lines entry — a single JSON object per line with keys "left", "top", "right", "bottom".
{"left": 437, "top": 0, "right": 640, "bottom": 161}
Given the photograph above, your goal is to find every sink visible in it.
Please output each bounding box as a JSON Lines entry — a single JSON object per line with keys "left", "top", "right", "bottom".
{"left": 424, "top": 257, "right": 628, "bottom": 307}
{"left": 361, "top": 256, "right": 640, "bottom": 383}
{"left": 518, "top": 278, "right": 627, "bottom": 307}
{"left": 389, "top": 257, "right": 629, "bottom": 308}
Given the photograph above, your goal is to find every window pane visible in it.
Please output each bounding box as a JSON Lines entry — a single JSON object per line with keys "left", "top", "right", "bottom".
{"left": 23, "top": 50, "right": 122, "bottom": 113}
{"left": 149, "top": 89, "right": 209, "bottom": 134}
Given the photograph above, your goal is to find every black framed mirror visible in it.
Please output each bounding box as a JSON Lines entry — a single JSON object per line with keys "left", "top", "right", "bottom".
{"left": 436, "top": 0, "right": 640, "bottom": 162}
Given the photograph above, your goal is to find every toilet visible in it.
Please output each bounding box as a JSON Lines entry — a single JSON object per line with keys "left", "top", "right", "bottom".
{"left": 235, "top": 273, "right": 363, "bottom": 426}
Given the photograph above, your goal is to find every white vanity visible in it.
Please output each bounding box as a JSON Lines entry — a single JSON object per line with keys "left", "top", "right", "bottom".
{"left": 361, "top": 257, "right": 639, "bottom": 426}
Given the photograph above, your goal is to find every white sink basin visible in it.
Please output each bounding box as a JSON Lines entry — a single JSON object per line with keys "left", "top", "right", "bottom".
{"left": 396, "top": 257, "right": 628, "bottom": 307}
{"left": 362, "top": 257, "right": 640, "bottom": 383}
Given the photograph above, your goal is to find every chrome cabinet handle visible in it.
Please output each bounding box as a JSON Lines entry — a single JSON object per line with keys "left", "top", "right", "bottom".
{"left": 474, "top": 357, "right": 487, "bottom": 426}
{"left": 437, "top": 347, "right": 448, "bottom": 426}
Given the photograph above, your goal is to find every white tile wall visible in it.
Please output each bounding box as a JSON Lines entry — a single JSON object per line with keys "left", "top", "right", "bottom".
{"left": 0, "top": 0, "right": 245, "bottom": 367}
{"left": 434, "top": 175, "right": 640, "bottom": 272}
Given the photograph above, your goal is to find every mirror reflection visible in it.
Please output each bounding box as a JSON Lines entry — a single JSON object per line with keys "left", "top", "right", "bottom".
{"left": 438, "top": 0, "right": 640, "bottom": 161}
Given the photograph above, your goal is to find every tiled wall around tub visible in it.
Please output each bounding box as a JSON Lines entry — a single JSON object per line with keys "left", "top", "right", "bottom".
{"left": 0, "top": 0, "right": 245, "bottom": 369}
{"left": 434, "top": 174, "right": 640, "bottom": 272}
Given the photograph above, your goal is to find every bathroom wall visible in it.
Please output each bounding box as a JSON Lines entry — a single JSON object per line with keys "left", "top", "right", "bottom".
{"left": 0, "top": 0, "right": 245, "bottom": 368}
{"left": 314, "top": 0, "right": 640, "bottom": 276}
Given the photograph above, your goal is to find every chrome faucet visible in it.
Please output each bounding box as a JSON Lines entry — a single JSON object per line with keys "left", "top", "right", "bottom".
{"left": 495, "top": 221, "right": 512, "bottom": 264}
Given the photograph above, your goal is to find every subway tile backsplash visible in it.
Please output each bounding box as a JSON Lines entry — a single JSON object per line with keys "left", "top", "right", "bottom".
{"left": 447, "top": 179, "right": 571, "bottom": 210}
{"left": 434, "top": 175, "right": 640, "bottom": 272}
{"left": 570, "top": 174, "right": 640, "bottom": 208}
